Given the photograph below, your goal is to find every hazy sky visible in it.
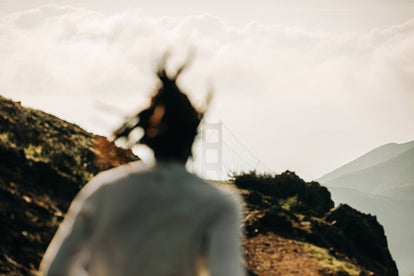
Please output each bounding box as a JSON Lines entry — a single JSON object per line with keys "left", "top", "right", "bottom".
{"left": 1, "top": 1, "right": 414, "bottom": 180}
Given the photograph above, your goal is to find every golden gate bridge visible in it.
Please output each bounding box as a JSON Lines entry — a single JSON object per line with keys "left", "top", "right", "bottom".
{"left": 187, "top": 121, "right": 272, "bottom": 180}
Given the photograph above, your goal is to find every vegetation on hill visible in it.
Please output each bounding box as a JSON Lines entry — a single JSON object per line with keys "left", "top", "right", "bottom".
{"left": 234, "top": 170, "right": 334, "bottom": 217}
{"left": 0, "top": 95, "right": 138, "bottom": 275}
{"left": 233, "top": 171, "right": 398, "bottom": 276}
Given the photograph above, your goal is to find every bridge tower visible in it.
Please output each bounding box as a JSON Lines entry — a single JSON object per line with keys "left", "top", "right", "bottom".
{"left": 200, "top": 121, "right": 223, "bottom": 179}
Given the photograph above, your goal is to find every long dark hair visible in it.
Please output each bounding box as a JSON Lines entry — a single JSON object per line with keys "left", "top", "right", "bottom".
{"left": 114, "top": 57, "right": 206, "bottom": 162}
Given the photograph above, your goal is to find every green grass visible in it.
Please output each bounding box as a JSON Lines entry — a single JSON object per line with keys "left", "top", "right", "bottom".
{"left": 305, "top": 243, "right": 362, "bottom": 276}
{"left": 24, "top": 144, "right": 44, "bottom": 161}
{"left": 279, "top": 195, "right": 299, "bottom": 211}
{"left": 0, "top": 132, "right": 15, "bottom": 147}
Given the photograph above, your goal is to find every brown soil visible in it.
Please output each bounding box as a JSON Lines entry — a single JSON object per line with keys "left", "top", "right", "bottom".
{"left": 246, "top": 233, "right": 327, "bottom": 275}
{"left": 244, "top": 232, "right": 369, "bottom": 276}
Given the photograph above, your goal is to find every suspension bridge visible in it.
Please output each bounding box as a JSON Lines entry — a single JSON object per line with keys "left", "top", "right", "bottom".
{"left": 187, "top": 121, "right": 272, "bottom": 180}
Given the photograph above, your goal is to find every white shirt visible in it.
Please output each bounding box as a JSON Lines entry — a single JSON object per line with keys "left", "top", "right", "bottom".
{"left": 40, "top": 161, "right": 245, "bottom": 276}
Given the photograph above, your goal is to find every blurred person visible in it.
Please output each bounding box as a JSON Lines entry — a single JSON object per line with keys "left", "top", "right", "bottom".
{"left": 40, "top": 58, "right": 245, "bottom": 276}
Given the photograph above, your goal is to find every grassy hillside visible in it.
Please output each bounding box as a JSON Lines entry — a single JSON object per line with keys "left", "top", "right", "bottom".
{"left": 0, "top": 95, "right": 138, "bottom": 275}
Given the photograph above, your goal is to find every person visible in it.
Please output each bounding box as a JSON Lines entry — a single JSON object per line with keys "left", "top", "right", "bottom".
{"left": 39, "top": 59, "right": 245, "bottom": 276}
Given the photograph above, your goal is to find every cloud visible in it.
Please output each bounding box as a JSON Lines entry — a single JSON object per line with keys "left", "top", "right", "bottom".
{"left": 1, "top": 4, "right": 413, "bottom": 179}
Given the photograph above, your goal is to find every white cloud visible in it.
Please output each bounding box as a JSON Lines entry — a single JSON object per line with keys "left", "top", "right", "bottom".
{"left": 1, "top": 4, "right": 413, "bottom": 179}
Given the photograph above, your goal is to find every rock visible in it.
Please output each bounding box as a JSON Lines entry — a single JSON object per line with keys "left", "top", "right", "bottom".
{"left": 325, "top": 204, "right": 398, "bottom": 276}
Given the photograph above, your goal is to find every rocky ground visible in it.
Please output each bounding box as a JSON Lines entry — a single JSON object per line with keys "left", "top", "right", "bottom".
{"left": 231, "top": 172, "right": 398, "bottom": 276}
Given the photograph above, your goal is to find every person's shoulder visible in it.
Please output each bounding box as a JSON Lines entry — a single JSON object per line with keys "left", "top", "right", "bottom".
{"left": 214, "top": 184, "right": 243, "bottom": 211}
{"left": 81, "top": 161, "right": 152, "bottom": 194}
{"left": 95, "top": 161, "right": 152, "bottom": 184}
{"left": 198, "top": 181, "right": 243, "bottom": 222}
{"left": 190, "top": 177, "right": 243, "bottom": 209}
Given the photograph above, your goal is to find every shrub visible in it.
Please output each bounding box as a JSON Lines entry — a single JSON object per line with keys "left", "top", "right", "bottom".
{"left": 233, "top": 171, "right": 334, "bottom": 217}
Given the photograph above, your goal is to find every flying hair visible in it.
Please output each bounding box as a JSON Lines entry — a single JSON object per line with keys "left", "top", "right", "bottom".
{"left": 114, "top": 54, "right": 211, "bottom": 162}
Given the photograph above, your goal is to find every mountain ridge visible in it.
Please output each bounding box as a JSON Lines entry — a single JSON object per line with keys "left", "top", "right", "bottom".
{"left": 322, "top": 146, "right": 414, "bottom": 194}
{"left": 317, "top": 140, "right": 414, "bottom": 185}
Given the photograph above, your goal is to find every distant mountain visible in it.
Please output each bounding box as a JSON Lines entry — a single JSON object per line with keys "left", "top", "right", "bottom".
{"left": 317, "top": 140, "right": 414, "bottom": 197}
{"left": 318, "top": 141, "right": 414, "bottom": 186}
{"left": 322, "top": 147, "right": 414, "bottom": 195}
{"left": 381, "top": 181, "right": 414, "bottom": 201}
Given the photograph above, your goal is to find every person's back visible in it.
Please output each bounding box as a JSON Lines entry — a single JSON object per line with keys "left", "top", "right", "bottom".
{"left": 40, "top": 58, "right": 245, "bottom": 276}
{"left": 41, "top": 161, "right": 243, "bottom": 275}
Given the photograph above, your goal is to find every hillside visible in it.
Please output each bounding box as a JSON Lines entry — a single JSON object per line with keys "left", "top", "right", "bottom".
{"left": 0, "top": 95, "right": 138, "bottom": 275}
{"left": 382, "top": 182, "right": 414, "bottom": 201}
{"left": 0, "top": 95, "right": 398, "bottom": 275}
{"left": 317, "top": 141, "right": 414, "bottom": 185}
{"left": 317, "top": 141, "right": 414, "bottom": 276}
{"left": 233, "top": 172, "right": 398, "bottom": 276}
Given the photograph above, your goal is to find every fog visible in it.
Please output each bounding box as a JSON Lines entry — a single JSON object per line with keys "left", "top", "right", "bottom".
{"left": 1, "top": 2, "right": 413, "bottom": 180}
